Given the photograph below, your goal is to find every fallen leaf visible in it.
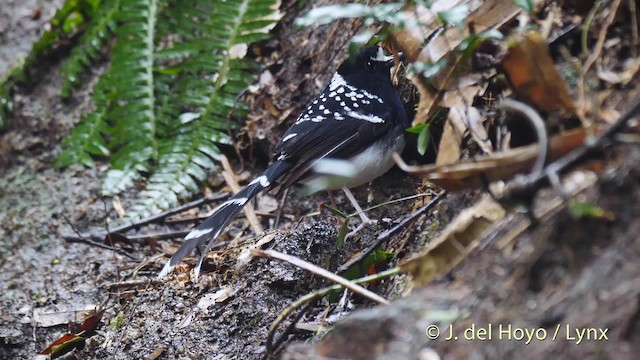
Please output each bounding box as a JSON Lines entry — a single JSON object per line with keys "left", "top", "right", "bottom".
{"left": 401, "top": 196, "right": 506, "bottom": 288}
{"left": 502, "top": 32, "right": 576, "bottom": 114}
{"left": 39, "top": 334, "right": 85, "bottom": 357}
{"left": 33, "top": 304, "right": 97, "bottom": 328}
{"left": 396, "top": 125, "right": 605, "bottom": 190}
{"left": 197, "top": 286, "right": 239, "bottom": 311}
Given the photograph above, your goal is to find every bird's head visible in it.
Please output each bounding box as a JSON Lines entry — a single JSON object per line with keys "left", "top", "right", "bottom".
{"left": 337, "top": 45, "right": 397, "bottom": 85}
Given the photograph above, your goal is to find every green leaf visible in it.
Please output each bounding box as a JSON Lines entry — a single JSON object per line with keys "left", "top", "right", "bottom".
{"left": 417, "top": 123, "right": 431, "bottom": 156}
{"left": 407, "top": 123, "right": 432, "bottom": 155}
{"left": 337, "top": 218, "right": 350, "bottom": 249}
{"left": 457, "top": 29, "right": 504, "bottom": 55}
{"left": 569, "top": 200, "right": 615, "bottom": 221}
{"left": 437, "top": 4, "right": 469, "bottom": 28}
{"left": 61, "top": 0, "right": 119, "bottom": 98}
{"left": 513, "top": 0, "right": 535, "bottom": 14}
{"left": 407, "top": 58, "right": 448, "bottom": 80}
{"left": 55, "top": 0, "right": 282, "bottom": 217}
{"left": 325, "top": 205, "right": 349, "bottom": 218}
{"left": 62, "top": 11, "right": 85, "bottom": 34}
{"left": 296, "top": 3, "right": 403, "bottom": 27}
{"left": 406, "top": 123, "right": 426, "bottom": 134}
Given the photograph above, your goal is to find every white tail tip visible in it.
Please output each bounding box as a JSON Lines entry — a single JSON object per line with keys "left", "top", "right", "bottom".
{"left": 158, "top": 261, "right": 174, "bottom": 278}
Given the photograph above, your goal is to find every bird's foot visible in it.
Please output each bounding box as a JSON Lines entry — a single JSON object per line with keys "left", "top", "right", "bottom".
{"left": 344, "top": 216, "right": 377, "bottom": 241}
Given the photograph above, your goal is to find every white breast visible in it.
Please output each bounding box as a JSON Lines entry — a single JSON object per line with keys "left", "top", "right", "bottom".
{"left": 304, "top": 134, "right": 405, "bottom": 192}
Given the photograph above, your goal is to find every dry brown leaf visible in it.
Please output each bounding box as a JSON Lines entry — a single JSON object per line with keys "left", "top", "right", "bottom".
{"left": 436, "top": 82, "right": 492, "bottom": 164}
{"left": 396, "top": 125, "right": 606, "bottom": 191}
{"left": 502, "top": 32, "right": 576, "bottom": 114}
{"left": 391, "top": 0, "right": 537, "bottom": 124}
{"left": 597, "top": 58, "right": 640, "bottom": 86}
{"left": 436, "top": 119, "right": 462, "bottom": 166}
{"left": 401, "top": 196, "right": 506, "bottom": 288}
{"left": 197, "top": 286, "right": 239, "bottom": 311}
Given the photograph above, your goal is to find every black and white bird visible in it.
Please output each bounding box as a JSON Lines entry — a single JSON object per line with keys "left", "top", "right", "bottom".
{"left": 159, "top": 45, "right": 408, "bottom": 279}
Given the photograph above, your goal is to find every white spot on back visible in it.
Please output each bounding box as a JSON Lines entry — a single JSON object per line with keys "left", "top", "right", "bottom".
{"left": 329, "top": 73, "right": 347, "bottom": 91}
{"left": 347, "top": 111, "right": 385, "bottom": 123}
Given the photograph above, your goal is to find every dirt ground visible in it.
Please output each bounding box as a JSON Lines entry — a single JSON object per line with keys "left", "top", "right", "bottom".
{"left": 2, "top": 0, "right": 640, "bottom": 359}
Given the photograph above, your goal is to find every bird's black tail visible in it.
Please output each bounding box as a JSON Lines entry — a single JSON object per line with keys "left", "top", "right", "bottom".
{"left": 159, "top": 160, "right": 292, "bottom": 279}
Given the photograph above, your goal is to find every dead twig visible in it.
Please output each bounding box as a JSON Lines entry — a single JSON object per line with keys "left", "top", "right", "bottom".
{"left": 124, "top": 230, "right": 190, "bottom": 242}
{"left": 251, "top": 249, "right": 389, "bottom": 305}
{"left": 505, "top": 96, "right": 640, "bottom": 198}
{"left": 63, "top": 216, "right": 138, "bottom": 261}
{"left": 578, "top": 0, "right": 622, "bottom": 118}
{"left": 102, "top": 279, "right": 162, "bottom": 290}
{"left": 61, "top": 192, "right": 229, "bottom": 242}
{"left": 264, "top": 268, "right": 400, "bottom": 359}
{"left": 500, "top": 98, "right": 549, "bottom": 175}
{"left": 336, "top": 192, "right": 445, "bottom": 274}
{"left": 583, "top": 0, "right": 622, "bottom": 74}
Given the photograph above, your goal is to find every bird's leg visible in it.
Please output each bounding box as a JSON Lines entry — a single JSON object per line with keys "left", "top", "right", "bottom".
{"left": 342, "top": 187, "right": 372, "bottom": 224}
{"left": 341, "top": 187, "right": 376, "bottom": 240}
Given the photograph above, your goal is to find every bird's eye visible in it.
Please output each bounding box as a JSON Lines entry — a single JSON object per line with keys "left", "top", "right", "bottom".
{"left": 367, "top": 61, "right": 374, "bottom": 70}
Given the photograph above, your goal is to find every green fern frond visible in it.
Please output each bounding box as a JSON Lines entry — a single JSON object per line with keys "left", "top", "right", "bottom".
{"left": 61, "top": 0, "right": 120, "bottom": 98}
{"left": 99, "top": 0, "right": 159, "bottom": 196}
{"left": 126, "top": 0, "right": 281, "bottom": 218}
{"left": 54, "top": 0, "right": 281, "bottom": 217}
{"left": 1, "top": 0, "right": 101, "bottom": 128}
{"left": 55, "top": 104, "right": 110, "bottom": 167}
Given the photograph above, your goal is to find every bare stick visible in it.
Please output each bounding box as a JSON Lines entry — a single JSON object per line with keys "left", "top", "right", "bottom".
{"left": 251, "top": 249, "right": 389, "bottom": 305}
{"left": 62, "top": 216, "right": 138, "bottom": 261}
{"left": 337, "top": 192, "right": 445, "bottom": 274}
{"left": 61, "top": 192, "right": 229, "bottom": 241}
{"left": 506, "top": 96, "right": 640, "bottom": 197}
{"left": 265, "top": 267, "right": 400, "bottom": 358}
{"left": 500, "top": 98, "right": 549, "bottom": 175}
{"left": 124, "top": 230, "right": 190, "bottom": 242}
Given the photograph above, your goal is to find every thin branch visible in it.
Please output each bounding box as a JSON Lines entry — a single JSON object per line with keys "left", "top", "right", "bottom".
{"left": 264, "top": 267, "right": 400, "bottom": 359}
{"left": 500, "top": 98, "right": 548, "bottom": 175}
{"left": 62, "top": 216, "right": 139, "bottom": 261}
{"left": 505, "top": 96, "right": 640, "bottom": 197}
{"left": 61, "top": 192, "right": 229, "bottom": 241}
{"left": 583, "top": 0, "right": 622, "bottom": 74}
{"left": 344, "top": 192, "right": 433, "bottom": 219}
{"left": 337, "top": 192, "right": 445, "bottom": 274}
{"left": 251, "top": 249, "right": 389, "bottom": 305}
{"left": 124, "top": 230, "right": 190, "bottom": 242}
{"left": 265, "top": 302, "right": 315, "bottom": 360}
{"left": 102, "top": 279, "right": 162, "bottom": 290}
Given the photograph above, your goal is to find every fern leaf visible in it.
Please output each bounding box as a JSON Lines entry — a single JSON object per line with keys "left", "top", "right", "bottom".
{"left": 61, "top": 0, "right": 120, "bottom": 98}
{"left": 126, "top": 0, "right": 281, "bottom": 218}
{"left": 99, "top": 0, "right": 159, "bottom": 196}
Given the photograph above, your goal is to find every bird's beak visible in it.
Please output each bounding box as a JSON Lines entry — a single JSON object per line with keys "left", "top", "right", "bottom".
{"left": 372, "top": 46, "right": 394, "bottom": 62}
{"left": 371, "top": 46, "right": 404, "bottom": 67}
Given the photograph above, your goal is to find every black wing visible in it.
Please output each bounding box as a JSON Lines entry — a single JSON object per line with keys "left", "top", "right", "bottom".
{"left": 273, "top": 78, "right": 394, "bottom": 188}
